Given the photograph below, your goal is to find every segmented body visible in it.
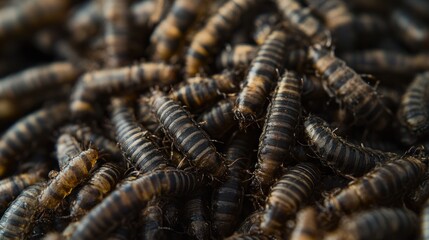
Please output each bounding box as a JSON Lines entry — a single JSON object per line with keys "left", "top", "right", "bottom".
{"left": 308, "top": 46, "right": 389, "bottom": 128}
{"left": 151, "top": 0, "right": 204, "bottom": 60}
{"left": 252, "top": 71, "right": 302, "bottom": 192}
{"left": 184, "top": 192, "right": 211, "bottom": 240}
{"left": 275, "top": 0, "right": 328, "bottom": 45}
{"left": 216, "top": 44, "right": 257, "bottom": 70}
{"left": 56, "top": 132, "right": 82, "bottom": 170}
{"left": 304, "top": 115, "right": 394, "bottom": 176}
{"left": 234, "top": 30, "right": 289, "bottom": 125}
{"left": 259, "top": 163, "right": 320, "bottom": 237}
{"left": 341, "top": 50, "right": 429, "bottom": 76}
{"left": 324, "top": 157, "right": 426, "bottom": 214}
{"left": 0, "top": 183, "right": 45, "bottom": 240}
{"left": 252, "top": 13, "right": 280, "bottom": 45}
{"left": 70, "top": 161, "right": 125, "bottom": 218}
{"left": 0, "top": 0, "right": 71, "bottom": 41}
{"left": 102, "top": 0, "right": 130, "bottom": 67}
{"left": 0, "top": 103, "right": 69, "bottom": 176}
{"left": 186, "top": 0, "right": 260, "bottom": 76}
{"left": 212, "top": 131, "right": 258, "bottom": 237}
{"left": 306, "top": 0, "right": 354, "bottom": 49}
{"left": 328, "top": 208, "right": 418, "bottom": 240}
{"left": 198, "top": 98, "right": 236, "bottom": 140}
{"left": 398, "top": 72, "right": 429, "bottom": 136}
{"left": 111, "top": 98, "right": 169, "bottom": 172}
{"left": 0, "top": 62, "right": 80, "bottom": 100}
{"left": 69, "top": 170, "right": 201, "bottom": 240}
{"left": 152, "top": 95, "right": 226, "bottom": 178}
{"left": 70, "top": 63, "right": 178, "bottom": 117}
{"left": 39, "top": 148, "right": 99, "bottom": 209}
{"left": 0, "top": 172, "right": 44, "bottom": 214}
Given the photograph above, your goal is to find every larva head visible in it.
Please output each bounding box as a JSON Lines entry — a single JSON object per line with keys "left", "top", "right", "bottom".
{"left": 83, "top": 148, "right": 99, "bottom": 163}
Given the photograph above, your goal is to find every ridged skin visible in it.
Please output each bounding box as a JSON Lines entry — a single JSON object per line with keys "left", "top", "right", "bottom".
{"left": 102, "top": 0, "right": 130, "bottom": 67}
{"left": 0, "top": 183, "right": 45, "bottom": 239}
{"left": 70, "top": 170, "right": 201, "bottom": 240}
{"left": 186, "top": 0, "right": 260, "bottom": 76}
{"left": 308, "top": 46, "right": 390, "bottom": 128}
{"left": 275, "top": 0, "right": 328, "bottom": 45}
{"left": 324, "top": 157, "right": 426, "bottom": 214}
{"left": 304, "top": 115, "right": 394, "bottom": 176}
{"left": 398, "top": 71, "right": 429, "bottom": 136}
{"left": 152, "top": 95, "right": 226, "bottom": 178}
{"left": 70, "top": 161, "right": 125, "bottom": 218}
{"left": 151, "top": 0, "right": 204, "bottom": 61}
{"left": 70, "top": 63, "right": 178, "bottom": 117}
{"left": 38, "top": 148, "right": 99, "bottom": 209}
{"left": 252, "top": 71, "right": 302, "bottom": 193}
{"left": 0, "top": 103, "right": 69, "bottom": 177}
{"left": 259, "top": 163, "right": 320, "bottom": 237}
{"left": 327, "top": 208, "right": 418, "bottom": 240}
{"left": 234, "top": 30, "right": 289, "bottom": 125}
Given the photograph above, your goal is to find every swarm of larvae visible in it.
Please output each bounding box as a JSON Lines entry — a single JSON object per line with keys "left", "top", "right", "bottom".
{"left": 2, "top": 0, "right": 429, "bottom": 239}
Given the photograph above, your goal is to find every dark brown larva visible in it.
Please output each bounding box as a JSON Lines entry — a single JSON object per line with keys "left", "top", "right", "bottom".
{"left": 69, "top": 170, "right": 201, "bottom": 240}
{"left": 152, "top": 95, "right": 226, "bottom": 178}
{"left": 324, "top": 156, "right": 426, "bottom": 214}
{"left": 326, "top": 208, "right": 418, "bottom": 240}
{"left": 0, "top": 0, "right": 71, "bottom": 41}
{"left": 398, "top": 72, "right": 429, "bottom": 136}
{"left": 252, "top": 12, "right": 280, "bottom": 46}
{"left": 184, "top": 192, "right": 211, "bottom": 240}
{"left": 101, "top": 0, "right": 130, "bottom": 67}
{"left": 198, "top": 97, "right": 236, "bottom": 140}
{"left": 0, "top": 103, "right": 69, "bottom": 177}
{"left": 0, "top": 62, "right": 80, "bottom": 100}
{"left": 212, "top": 130, "right": 258, "bottom": 238}
{"left": 290, "top": 207, "right": 319, "bottom": 240}
{"left": 234, "top": 29, "right": 289, "bottom": 126}
{"left": 56, "top": 132, "right": 82, "bottom": 170}
{"left": 67, "top": 1, "right": 101, "bottom": 44}
{"left": 0, "top": 172, "right": 44, "bottom": 214}
{"left": 259, "top": 163, "right": 320, "bottom": 238}
{"left": 304, "top": 115, "right": 395, "bottom": 177}
{"left": 283, "top": 48, "right": 308, "bottom": 71}
{"left": 252, "top": 71, "right": 302, "bottom": 193}
{"left": 38, "top": 148, "right": 99, "bottom": 209}
{"left": 306, "top": 0, "right": 354, "bottom": 50}
{"left": 70, "top": 161, "right": 125, "bottom": 218}
{"left": 0, "top": 183, "right": 45, "bottom": 240}
{"left": 170, "top": 71, "right": 239, "bottom": 112}
{"left": 275, "top": 0, "right": 329, "bottom": 45}
{"left": 186, "top": 0, "right": 260, "bottom": 76}
{"left": 308, "top": 46, "right": 390, "bottom": 128}
{"left": 139, "top": 199, "right": 166, "bottom": 240}
{"left": 151, "top": 0, "right": 204, "bottom": 61}
{"left": 216, "top": 44, "right": 257, "bottom": 70}
{"left": 340, "top": 50, "right": 429, "bottom": 77}
{"left": 62, "top": 125, "right": 122, "bottom": 160}
{"left": 391, "top": 9, "right": 429, "bottom": 51}
{"left": 110, "top": 98, "right": 169, "bottom": 172}
{"left": 70, "top": 63, "right": 178, "bottom": 117}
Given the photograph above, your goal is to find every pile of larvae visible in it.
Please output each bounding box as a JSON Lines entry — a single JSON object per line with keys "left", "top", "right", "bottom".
{"left": 2, "top": 0, "right": 429, "bottom": 239}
